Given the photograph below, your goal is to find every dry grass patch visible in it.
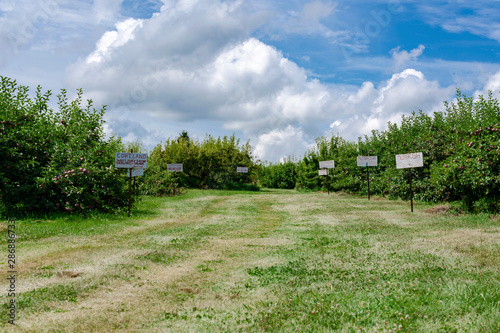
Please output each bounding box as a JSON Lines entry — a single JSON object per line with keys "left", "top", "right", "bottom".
{"left": 6, "top": 190, "right": 498, "bottom": 332}
{"left": 423, "top": 205, "right": 452, "bottom": 214}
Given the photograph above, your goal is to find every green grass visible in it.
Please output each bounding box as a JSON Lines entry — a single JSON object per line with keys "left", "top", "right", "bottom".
{"left": 1, "top": 189, "right": 498, "bottom": 332}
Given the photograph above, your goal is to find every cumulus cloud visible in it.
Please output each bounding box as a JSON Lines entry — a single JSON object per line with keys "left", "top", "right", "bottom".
{"left": 86, "top": 18, "right": 143, "bottom": 63}
{"left": 328, "top": 68, "right": 454, "bottom": 140}
{"left": 254, "top": 126, "right": 313, "bottom": 162}
{"left": 93, "top": 0, "right": 123, "bottom": 23}
{"left": 66, "top": 0, "right": 459, "bottom": 161}
{"left": 391, "top": 44, "right": 425, "bottom": 70}
{"left": 473, "top": 69, "right": 500, "bottom": 99}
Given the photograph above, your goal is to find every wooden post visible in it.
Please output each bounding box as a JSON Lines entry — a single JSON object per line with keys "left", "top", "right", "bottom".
{"left": 327, "top": 174, "right": 330, "bottom": 195}
{"left": 128, "top": 149, "right": 133, "bottom": 217}
{"left": 366, "top": 164, "right": 370, "bottom": 200}
{"left": 323, "top": 175, "right": 326, "bottom": 193}
{"left": 410, "top": 168, "right": 413, "bottom": 213}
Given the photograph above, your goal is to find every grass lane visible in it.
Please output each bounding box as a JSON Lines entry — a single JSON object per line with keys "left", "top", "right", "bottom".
{"left": 0, "top": 189, "right": 498, "bottom": 332}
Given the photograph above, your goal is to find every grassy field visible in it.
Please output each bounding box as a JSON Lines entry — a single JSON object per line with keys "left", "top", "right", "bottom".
{"left": 1, "top": 189, "right": 499, "bottom": 332}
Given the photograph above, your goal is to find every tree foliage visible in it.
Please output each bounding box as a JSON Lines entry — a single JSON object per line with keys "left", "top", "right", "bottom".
{"left": 0, "top": 76, "right": 128, "bottom": 215}
{"left": 146, "top": 133, "right": 257, "bottom": 190}
{"left": 257, "top": 158, "right": 297, "bottom": 189}
{"left": 259, "top": 90, "right": 500, "bottom": 213}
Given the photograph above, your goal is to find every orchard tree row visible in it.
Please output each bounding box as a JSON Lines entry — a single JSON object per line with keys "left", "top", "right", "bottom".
{"left": 139, "top": 133, "right": 256, "bottom": 195}
{"left": 0, "top": 76, "right": 256, "bottom": 216}
{"left": 262, "top": 90, "right": 500, "bottom": 213}
{"left": 0, "top": 76, "right": 132, "bottom": 216}
{"left": 2, "top": 75, "right": 498, "bottom": 216}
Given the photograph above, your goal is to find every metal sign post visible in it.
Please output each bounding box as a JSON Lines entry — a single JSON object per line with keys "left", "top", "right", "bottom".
{"left": 237, "top": 167, "right": 248, "bottom": 191}
{"left": 318, "top": 169, "right": 329, "bottom": 193}
{"left": 128, "top": 150, "right": 132, "bottom": 217}
{"left": 114, "top": 151, "right": 148, "bottom": 217}
{"left": 319, "top": 161, "right": 334, "bottom": 195}
{"left": 409, "top": 168, "right": 413, "bottom": 212}
{"left": 395, "top": 152, "right": 424, "bottom": 213}
{"left": 327, "top": 173, "right": 330, "bottom": 195}
{"left": 357, "top": 156, "right": 377, "bottom": 200}
{"left": 366, "top": 164, "right": 370, "bottom": 200}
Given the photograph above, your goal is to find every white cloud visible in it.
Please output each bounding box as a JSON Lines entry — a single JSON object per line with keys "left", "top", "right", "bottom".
{"left": 93, "top": 0, "right": 123, "bottom": 23}
{"left": 86, "top": 18, "right": 143, "bottom": 64}
{"left": 301, "top": 1, "right": 337, "bottom": 23}
{"left": 329, "top": 69, "right": 455, "bottom": 139}
{"left": 254, "top": 126, "right": 313, "bottom": 162}
{"left": 473, "top": 69, "right": 500, "bottom": 99}
{"left": 0, "top": 0, "right": 15, "bottom": 12}
{"left": 65, "top": 0, "right": 464, "bottom": 161}
{"left": 483, "top": 70, "right": 500, "bottom": 93}
{"left": 417, "top": 2, "right": 500, "bottom": 43}
{"left": 391, "top": 44, "right": 425, "bottom": 70}
{"left": 5, "top": 0, "right": 495, "bottom": 162}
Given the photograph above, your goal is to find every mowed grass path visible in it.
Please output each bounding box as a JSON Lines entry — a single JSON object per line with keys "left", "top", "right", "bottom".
{"left": 1, "top": 189, "right": 499, "bottom": 332}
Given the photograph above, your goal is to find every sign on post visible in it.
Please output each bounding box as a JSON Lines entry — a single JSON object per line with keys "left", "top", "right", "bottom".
{"left": 357, "top": 156, "right": 377, "bottom": 200}
{"left": 237, "top": 167, "right": 248, "bottom": 173}
{"left": 319, "top": 169, "right": 330, "bottom": 194}
{"left": 395, "top": 152, "right": 424, "bottom": 212}
{"left": 357, "top": 156, "right": 378, "bottom": 167}
{"left": 396, "top": 152, "right": 423, "bottom": 169}
{"left": 319, "top": 160, "right": 335, "bottom": 169}
{"left": 131, "top": 168, "right": 144, "bottom": 177}
{"left": 167, "top": 163, "right": 183, "bottom": 172}
{"left": 318, "top": 161, "right": 333, "bottom": 194}
{"left": 115, "top": 153, "right": 148, "bottom": 169}
{"left": 115, "top": 152, "right": 148, "bottom": 217}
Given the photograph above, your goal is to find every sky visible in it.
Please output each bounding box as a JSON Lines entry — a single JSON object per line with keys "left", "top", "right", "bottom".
{"left": 1, "top": 0, "right": 500, "bottom": 162}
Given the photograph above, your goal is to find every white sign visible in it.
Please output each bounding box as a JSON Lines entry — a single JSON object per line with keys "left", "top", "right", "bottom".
{"left": 318, "top": 169, "right": 328, "bottom": 176}
{"left": 357, "top": 156, "right": 378, "bottom": 167}
{"left": 115, "top": 153, "right": 148, "bottom": 168}
{"left": 167, "top": 163, "right": 183, "bottom": 172}
{"left": 319, "top": 160, "right": 335, "bottom": 169}
{"left": 396, "top": 152, "right": 424, "bottom": 169}
{"left": 131, "top": 168, "right": 144, "bottom": 177}
{"left": 237, "top": 167, "right": 248, "bottom": 173}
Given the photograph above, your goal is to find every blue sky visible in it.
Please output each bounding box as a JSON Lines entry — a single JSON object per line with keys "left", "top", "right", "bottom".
{"left": 1, "top": 0, "right": 500, "bottom": 161}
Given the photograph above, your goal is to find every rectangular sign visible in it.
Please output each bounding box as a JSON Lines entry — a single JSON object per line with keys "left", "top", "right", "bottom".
{"left": 131, "top": 168, "right": 144, "bottom": 177}
{"left": 167, "top": 163, "right": 183, "bottom": 172}
{"left": 396, "top": 152, "right": 424, "bottom": 169}
{"left": 319, "top": 160, "right": 335, "bottom": 169}
{"left": 318, "top": 169, "right": 328, "bottom": 176}
{"left": 115, "top": 153, "right": 148, "bottom": 168}
{"left": 237, "top": 167, "right": 248, "bottom": 173}
{"left": 357, "top": 156, "right": 378, "bottom": 167}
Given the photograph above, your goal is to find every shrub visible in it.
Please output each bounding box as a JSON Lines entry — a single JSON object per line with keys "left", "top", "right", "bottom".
{"left": 0, "top": 76, "right": 128, "bottom": 216}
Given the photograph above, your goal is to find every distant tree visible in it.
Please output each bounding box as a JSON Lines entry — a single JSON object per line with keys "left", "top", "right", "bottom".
{"left": 124, "top": 139, "right": 147, "bottom": 153}
{"left": 177, "top": 130, "right": 190, "bottom": 143}
{"left": 146, "top": 134, "right": 256, "bottom": 190}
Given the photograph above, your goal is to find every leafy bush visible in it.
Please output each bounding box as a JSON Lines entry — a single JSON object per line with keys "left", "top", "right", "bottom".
{"left": 0, "top": 76, "right": 128, "bottom": 215}
{"left": 135, "top": 164, "right": 186, "bottom": 197}
{"left": 258, "top": 159, "right": 297, "bottom": 189}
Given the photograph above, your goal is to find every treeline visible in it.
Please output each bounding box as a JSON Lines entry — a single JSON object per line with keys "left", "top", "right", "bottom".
{"left": 261, "top": 90, "right": 500, "bottom": 213}
{"left": 0, "top": 77, "right": 257, "bottom": 216}
{"left": 137, "top": 132, "right": 257, "bottom": 196}
{"left": 2, "top": 75, "right": 498, "bottom": 216}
